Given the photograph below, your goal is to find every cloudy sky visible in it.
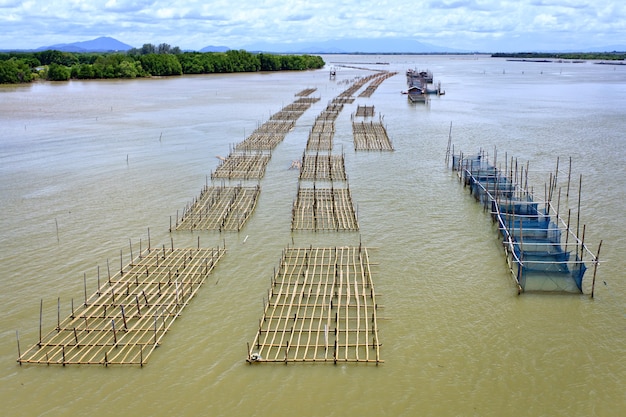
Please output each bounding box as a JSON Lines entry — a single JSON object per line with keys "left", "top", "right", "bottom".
{"left": 1, "top": 0, "right": 624, "bottom": 52}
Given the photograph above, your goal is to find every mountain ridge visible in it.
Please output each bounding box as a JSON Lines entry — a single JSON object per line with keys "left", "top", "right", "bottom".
{"left": 4, "top": 36, "right": 624, "bottom": 54}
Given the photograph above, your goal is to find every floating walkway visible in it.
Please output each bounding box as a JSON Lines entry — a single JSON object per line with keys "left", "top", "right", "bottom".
{"left": 174, "top": 184, "right": 260, "bottom": 232}
{"left": 247, "top": 246, "right": 382, "bottom": 364}
{"left": 18, "top": 245, "right": 226, "bottom": 366}
{"left": 291, "top": 184, "right": 359, "bottom": 231}
{"left": 451, "top": 150, "right": 601, "bottom": 294}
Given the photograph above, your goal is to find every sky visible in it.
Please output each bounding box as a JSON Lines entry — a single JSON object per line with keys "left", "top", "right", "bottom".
{"left": 1, "top": 0, "right": 625, "bottom": 52}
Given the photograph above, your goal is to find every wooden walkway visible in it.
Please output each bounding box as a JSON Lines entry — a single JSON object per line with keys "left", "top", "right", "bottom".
{"left": 211, "top": 152, "right": 271, "bottom": 180}
{"left": 175, "top": 185, "right": 260, "bottom": 231}
{"left": 352, "top": 121, "right": 394, "bottom": 151}
{"left": 18, "top": 246, "right": 226, "bottom": 366}
{"left": 247, "top": 246, "right": 382, "bottom": 363}
{"left": 291, "top": 185, "right": 359, "bottom": 231}
{"left": 299, "top": 152, "right": 347, "bottom": 181}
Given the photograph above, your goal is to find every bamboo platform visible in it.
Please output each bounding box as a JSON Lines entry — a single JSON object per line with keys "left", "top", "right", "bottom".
{"left": 354, "top": 105, "right": 375, "bottom": 118}
{"left": 175, "top": 185, "right": 260, "bottom": 231}
{"left": 291, "top": 185, "right": 359, "bottom": 231}
{"left": 352, "top": 121, "right": 394, "bottom": 151}
{"left": 299, "top": 152, "right": 347, "bottom": 181}
{"left": 211, "top": 152, "right": 271, "bottom": 180}
{"left": 18, "top": 246, "right": 226, "bottom": 366}
{"left": 282, "top": 102, "right": 313, "bottom": 112}
{"left": 306, "top": 132, "right": 334, "bottom": 152}
{"left": 294, "top": 97, "right": 321, "bottom": 105}
{"left": 358, "top": 71, "right": 398, "bottom": 98}
{"left": 332, "top": 97, "right": 355, "bottom": 104}
{"left": 234, "top": 119, "right": 296, "bottom": 151}
{"left": 270, "top": 110, "right": 307, "bottom": 121}
{"left": 295, "top": 88, "right": 317, "bottom": 97}
{"left": 247, "top": 246, "right": 382, "bottom": 363}
{"left": 312, "top": 119, "right": 335, "bottom": 134}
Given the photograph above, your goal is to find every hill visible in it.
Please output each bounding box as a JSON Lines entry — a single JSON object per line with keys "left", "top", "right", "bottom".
{"left": 36, "top": 36, "right": 134, "bottom": 52}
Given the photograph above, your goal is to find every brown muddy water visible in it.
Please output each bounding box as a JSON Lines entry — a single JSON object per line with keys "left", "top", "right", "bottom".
{"left": 1, "top": 55, "right": 625, "bottom": 416}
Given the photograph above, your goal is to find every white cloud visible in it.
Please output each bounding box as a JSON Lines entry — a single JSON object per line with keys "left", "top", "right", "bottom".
{"left": 0, "top": 0, "right": 624, "bottom": 51}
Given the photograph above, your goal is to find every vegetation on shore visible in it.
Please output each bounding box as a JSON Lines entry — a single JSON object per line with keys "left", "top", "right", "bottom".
{"left": 0, "top": 43, "right": 325, "bottom": 84}
{"left": 491, "top": 52, "right": 626, "bottom": 61}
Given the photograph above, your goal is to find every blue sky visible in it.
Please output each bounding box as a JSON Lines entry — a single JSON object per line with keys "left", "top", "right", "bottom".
{"left": 1, "top": 0, "right": 624, "bottom": 52}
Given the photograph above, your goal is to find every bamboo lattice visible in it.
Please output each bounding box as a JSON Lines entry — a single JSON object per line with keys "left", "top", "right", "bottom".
{"left": 354, "top": 105, "right": 375, "bottom": 118}
{"left": 18, "top": 246, "right": 226, "bottom": 366}
{"left": 352, "top": 121, "right": 394, "bottom": 151}
{"left": 299, "top": 153, "right": 347, "bottom": 181}
{"left": 295, "top": 88, "right": 317, "bottom": 97}
{"left": 211, "top": 152, "right": 271, "bottom": 180}
{"left": 291, "top": 185, "right": 359, "bottom": 231}
{"left": 306, "top": 132, "right": 334, "bottom": 151}
{"left": 175, "top": 185, "right": 260, "bottom": 231}
{"left": 247, "top": 246, "right": 382, "bottom": 363}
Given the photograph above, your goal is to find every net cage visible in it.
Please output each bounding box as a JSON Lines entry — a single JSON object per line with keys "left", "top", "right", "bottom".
{"left": 452, "top": 152, "right": 596, "bottom": 293}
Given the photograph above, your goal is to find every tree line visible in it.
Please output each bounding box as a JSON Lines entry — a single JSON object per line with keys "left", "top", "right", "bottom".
{"left": 0, "top": 44, "right": 325, "bottom": 83}
{"left": 491, "top": 52, "right": 626, "bottom": 61}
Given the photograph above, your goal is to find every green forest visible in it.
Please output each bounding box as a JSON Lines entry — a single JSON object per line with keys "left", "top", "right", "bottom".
{"left": 491, "top": 52, "right": 626, "bottom": 60}
{"left": 0, "top": 44, "right": 325, "bottom": 84}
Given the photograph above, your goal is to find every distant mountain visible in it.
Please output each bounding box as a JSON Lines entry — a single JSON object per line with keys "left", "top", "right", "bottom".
{"left": 199, "top": 45, "right": 230, "bottom": 52}
{"left": 239, "top": 37, "right": 465, "bottom": 54}
{"left": 36, "top": 37, "right": 134, "bottom": 52}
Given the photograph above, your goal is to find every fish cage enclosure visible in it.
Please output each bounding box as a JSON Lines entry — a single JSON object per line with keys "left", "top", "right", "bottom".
{"left": 448, "top": 148, "right": 601, "bottom": 295}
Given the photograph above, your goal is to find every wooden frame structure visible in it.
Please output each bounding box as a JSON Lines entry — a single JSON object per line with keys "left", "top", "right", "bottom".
{"left": 247, "top": 246, "right": 382, "bottom": 364}
{"left": 295, "top": 88, "right": 317, "bottom": 97}
{"left": 18, "top": 246, "right": 226, "bottom": 366}
{"left": 354, "top": 105, "right": 375, "bottom": 118}
{"left": 352, "top": 121, "right": 394, "bottom": 151}
{"left": 299, "top": 152, "right": 347, "bottom": 181}
{"left": 291, "top": 184, "right": 359, "bottom": 231}
{"left": 174, "top": 184, "right": 260, "bottom": 231}
{"left": 211, "top": 152, "right": 271, "bottom": 180}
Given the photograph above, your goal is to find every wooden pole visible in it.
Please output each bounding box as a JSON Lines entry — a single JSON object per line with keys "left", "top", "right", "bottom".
{"left": 16, "top": 330, "right": 21, "bottom": 365}
{"left": 590, "top": 240, "right": 603, "bottom": 298}
{"left": 39, "top": 299, "right": 43, "bottom": 347}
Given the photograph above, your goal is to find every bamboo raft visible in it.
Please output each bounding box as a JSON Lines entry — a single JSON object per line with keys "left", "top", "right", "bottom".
{"left": 312, "top": 119, "right": 335, "bottom": 134}
{"left": 291, "top": 184, "right": 359, "bottom": 231}
{"left": 211, "top": 152, "right": 271, "bottom": 180}
{"left": 270, "top": 110, "right": 308, "bottom": 121}
{"left": 352, "top": 120, "right": 394, "bottom": 151}
{"left": 295, "top": 88, "right": 318, "bottom": 97}
{"left": 294, "top": 97, "right": 321, "bottom": 106}
{"left": 247, "top": 246, "right": 382, "bottom": 363}
{"left": 358, "top": 71, "right": 397, "bottom": 98}
{"left": 174, "top": 184, "right": 260, "bottom": 231}
{"left": 332, "top": 97, "right": 355, "bottom": 105}
{"left": 18, "top": 245, "right": 226, "bottom": 366}
{"left": 299, "top": 152, "right": 347, "bottom": 181}
{"left": 306, "top": 132, "right": 334, "bottom": 152}
{"left": 354, "top": 105, "right": 375, "bottom": 118}
{"left": 235, "top": 120, "right": 295, "bottom": 151}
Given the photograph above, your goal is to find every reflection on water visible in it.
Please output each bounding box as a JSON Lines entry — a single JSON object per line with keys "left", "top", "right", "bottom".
{"left": 1, "top": 56, "right": 625, "bottom": 416}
